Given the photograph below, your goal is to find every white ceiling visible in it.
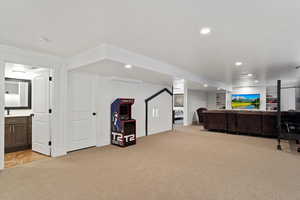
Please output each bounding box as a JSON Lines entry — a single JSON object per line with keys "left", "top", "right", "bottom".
{"left": 5, "top": 62, "right": 47, "bottom": 79}
{"left": 74, "top": 59, "right": 174, "bottom": 86}
{"left": 76, "top": 60, "right": 220, "bottom": 91}
{"left": 1, "top": 0, "right": 300, "bottom": 86}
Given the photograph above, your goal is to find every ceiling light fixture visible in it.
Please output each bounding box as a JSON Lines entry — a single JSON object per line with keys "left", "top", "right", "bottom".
{"left": 235, "top": 62, "right": 243, "bottom": 66}
{"left": 204, "top": 84, "right": 208, "bottom": 88}
{"left": 247, "top": 73, "right": 253, "bottom": 77}
{"left": 124, "top": 64, "right": 132, "bottom": 69}
{"left": 254, "top": 80, "right": 259, "bottom": 83}
{"left": 200, "top": 27, "right": 211, "bottom": 35}
{"left": 217, "top": 87, "right": 221, "bottom": 90}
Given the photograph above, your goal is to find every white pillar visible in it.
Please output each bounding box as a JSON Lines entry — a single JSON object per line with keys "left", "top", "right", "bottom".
{"left": 0, "top": 60, "right": 5, "bottom": 170}
{"left": 183, "top": 80, "right": 189, "bottom": 126}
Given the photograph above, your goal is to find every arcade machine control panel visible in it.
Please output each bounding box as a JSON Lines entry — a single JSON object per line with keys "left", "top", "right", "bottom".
{"left": 111, "top": 98, "right": 136, "bottom": 147}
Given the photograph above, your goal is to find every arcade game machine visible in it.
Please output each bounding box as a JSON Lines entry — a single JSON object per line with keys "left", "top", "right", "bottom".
{"left": 111, "top": 98, "right": 136, "bottom": 147}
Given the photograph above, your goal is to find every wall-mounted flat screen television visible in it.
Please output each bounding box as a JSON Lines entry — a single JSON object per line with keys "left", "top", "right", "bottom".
{"left": 231, "top": 94, "right": 260, "bottom": 109}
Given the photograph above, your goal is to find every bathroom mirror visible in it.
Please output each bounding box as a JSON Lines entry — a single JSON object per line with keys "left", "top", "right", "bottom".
{"left": 4, "top": 78, "right": 32, "bottom": 109}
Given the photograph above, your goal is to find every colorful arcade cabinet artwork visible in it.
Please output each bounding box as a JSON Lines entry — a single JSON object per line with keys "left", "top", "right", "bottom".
{"left": 111, "top": 98, "right": 136, "bottom": 147}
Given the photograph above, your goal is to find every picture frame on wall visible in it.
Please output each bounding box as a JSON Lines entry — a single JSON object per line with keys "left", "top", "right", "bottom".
{"left": 174, "top": 94, "right": 184, "bottom": 107}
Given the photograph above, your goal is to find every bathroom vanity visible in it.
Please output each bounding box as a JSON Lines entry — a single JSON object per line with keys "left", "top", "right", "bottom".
{"left": 5, "top": 116, "right": 32, "bottom": 153}
{"left": 4, "top": 77, "right": 33, "bottom": 153}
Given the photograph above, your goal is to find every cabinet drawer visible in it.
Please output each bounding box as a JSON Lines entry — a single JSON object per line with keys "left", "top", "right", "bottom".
{"left": 5, "top": 117, "right": 28, "bottom": 124}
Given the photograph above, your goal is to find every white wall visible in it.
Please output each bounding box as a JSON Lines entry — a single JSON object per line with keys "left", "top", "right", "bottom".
{"left": 186, "top": 89, "right": 208, "bottom": 125}
{"left": 281, "top": 88, "right": 296, "bottom": 111}
{"left": 226, "top": 86, "right": 267, "bottom": 111}
{"left": 96, "top": 76, "right": 172, "bottom": 146}
{"left": 0, "top": 61, "right": 4, "bottom": 169}
{"left": 148, "top": 91, "right": 172, "bottom": 135}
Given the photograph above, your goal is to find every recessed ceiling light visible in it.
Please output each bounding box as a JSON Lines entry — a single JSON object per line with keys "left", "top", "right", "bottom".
{"left": 200, "top": 27, "right": 211, "bottom": 35}
{"left": 254, "top": 80, "right": 259, "bottom": 83}
{"left": 247, "top": 73, "right": 253, "bottom": 77}
{"left": 235, "top": 62, "right": 243, "bottom": 66}
{"left": 204, "top": 84, "right": 208, "bottom": 88}
{"left": 124, "top": 64, "right": 132, "bottom": 69}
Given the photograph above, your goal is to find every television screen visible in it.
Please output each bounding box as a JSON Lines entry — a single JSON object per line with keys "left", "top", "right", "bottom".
{"left": 231, "top": 94, "right": 260, "bottom": 109}
{"left": 120, "top": 105, "right": 129, "bottom": 115}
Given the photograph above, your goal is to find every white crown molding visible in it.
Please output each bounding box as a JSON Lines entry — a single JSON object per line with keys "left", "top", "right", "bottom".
{"left": 67, "top": 43, "right": 230, "bottom": 90}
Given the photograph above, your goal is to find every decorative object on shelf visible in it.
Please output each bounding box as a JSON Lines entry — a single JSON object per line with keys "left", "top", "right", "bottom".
{"left": 266, "top": 86, "right": 278, "bottom": 111}
{"left": 216, "top": 93, "right": 226, "bottom": 109}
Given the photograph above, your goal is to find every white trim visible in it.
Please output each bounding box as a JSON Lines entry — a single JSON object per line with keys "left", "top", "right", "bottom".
{"left": 49, "top": 65, "right": 67, "bottom": 157}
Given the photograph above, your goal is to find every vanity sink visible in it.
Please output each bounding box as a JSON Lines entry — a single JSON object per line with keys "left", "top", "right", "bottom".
{"left": 5, "top": 114, "right": 31, "bottom": 118}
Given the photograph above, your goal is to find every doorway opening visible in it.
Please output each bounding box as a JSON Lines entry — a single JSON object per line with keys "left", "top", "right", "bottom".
{"left": 173, "top": 79, "right": 185, "bottom": 128}
{"left": 4, "top": 62, "right": 52, "bottom": 168}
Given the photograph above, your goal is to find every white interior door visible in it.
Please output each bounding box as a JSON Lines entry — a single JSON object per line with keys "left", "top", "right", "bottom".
{"left": 68, "top": 72, "right": 96, "bottom": 152}
{"left": 32, "top": 70, "right": 51, "bottom": 156}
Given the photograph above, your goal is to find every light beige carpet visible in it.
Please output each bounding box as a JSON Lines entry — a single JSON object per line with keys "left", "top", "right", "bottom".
{"left": 1, "top": 126, "right": 300, "bottom": 200}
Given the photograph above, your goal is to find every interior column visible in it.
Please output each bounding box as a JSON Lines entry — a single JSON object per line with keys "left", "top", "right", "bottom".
{"left": 0, "top": 60, "right": 5, "bottom": 169}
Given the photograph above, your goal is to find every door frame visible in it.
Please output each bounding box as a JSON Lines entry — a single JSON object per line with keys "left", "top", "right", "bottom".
{"left": 66, "top": 70, "right": 98, "bottom": 152}
{"left": 0, "top": 54, "right": 64, "bottom": 170}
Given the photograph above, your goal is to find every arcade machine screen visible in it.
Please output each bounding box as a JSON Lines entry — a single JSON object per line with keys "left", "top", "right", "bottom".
{"left": 120, "top": 105, "right": 130, "bottom": 120}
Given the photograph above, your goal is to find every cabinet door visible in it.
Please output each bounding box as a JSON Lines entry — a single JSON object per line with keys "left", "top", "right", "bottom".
{"left": 13, "top": 124, "right": 28, "bottom": 147}
{"left": 27, "top": 117, "right": 32, "bottom": 146}
{"left": 5, "top": 125, "right": 14, "bottom": 148}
